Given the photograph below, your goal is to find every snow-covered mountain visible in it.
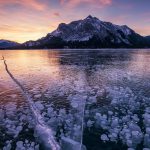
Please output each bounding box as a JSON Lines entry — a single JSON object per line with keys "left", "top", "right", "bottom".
{"left": 3, "top": 15, "right": 150, "bottom": 49}
{"left": 0, "top": 40, "right": 19, "bottom": 49}
{"left": 22, "top": 15, "right": 148, "bottom": 48}
{"left": 50, "top": 15, "right": 134, "bottom": 43}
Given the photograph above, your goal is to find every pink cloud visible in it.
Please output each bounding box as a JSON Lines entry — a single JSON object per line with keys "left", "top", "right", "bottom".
{"left": 53, "top": 12, "right": 60, "bottom": 17}
{"left": 134, "top": 26, "right": 150, "bottom": 36}
{"left": 0, "top": 0, "right": 46, "bottom": 11}
{"left": 107, "top": 15, "right": 129, "bottom": 24}
{"left": 60, "top": 0, "right": 112, "bottom": 8}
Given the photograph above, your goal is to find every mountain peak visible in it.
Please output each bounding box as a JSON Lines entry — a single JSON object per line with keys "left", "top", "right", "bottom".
{"left": 84, "top": 15, "right": 99, "bottom": 22}
{"left": 86, "top": 15, "right": 93, "bottom": 19}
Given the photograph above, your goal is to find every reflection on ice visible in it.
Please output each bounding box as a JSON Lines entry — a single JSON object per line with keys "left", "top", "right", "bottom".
{"left": 0, "top": 49, "right": 150, "bottom": 150}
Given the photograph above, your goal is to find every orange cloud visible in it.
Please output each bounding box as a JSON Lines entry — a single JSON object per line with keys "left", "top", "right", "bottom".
{"left": 134, "top": 26, "right": 150, "bottom": 36}
{"left": 0, "top": 0, "right": 46, "bottom": 11}
{"left": 0, "top": 24, "right": 51, "bottom": 43}
{"left": 0, "top": 24, "right": 49, "bottom": 33}
{"left": 60, "top": 0, "right": 112, "bottom": 8}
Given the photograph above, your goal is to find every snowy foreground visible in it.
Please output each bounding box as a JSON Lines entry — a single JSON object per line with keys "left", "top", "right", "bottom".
{"left": 0, "top": 55, "right": 150, "bottom": 150}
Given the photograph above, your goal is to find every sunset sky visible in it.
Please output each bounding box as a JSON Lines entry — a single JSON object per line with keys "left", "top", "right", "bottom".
{"left": 0, "top": 0, "right": 150, "bottom": 43}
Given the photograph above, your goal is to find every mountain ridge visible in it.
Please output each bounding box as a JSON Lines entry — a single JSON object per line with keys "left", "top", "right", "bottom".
{"left": 1, "top": 15, "right": 150, "bottom": 49}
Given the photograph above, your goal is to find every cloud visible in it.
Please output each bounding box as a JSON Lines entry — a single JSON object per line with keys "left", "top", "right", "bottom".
{"left": 0, "top": 24, "right": 51, "bottom": 43}
{"left": 53, "top": 12, "right": 60, "bottom": 17}
{"left": 0, "top": 0, "right": 46, "bottom": 11}
{"left": 107, "top": 15, "right": 129, "bottom": 24}
{"left": 60, "top": 0, "right": 112, "bottom": 8}
{"left": 0, "top": 24, "right": 49, "bottom": 33}
{"left": 134, "top": 26, "right": 150, "bottom": 36}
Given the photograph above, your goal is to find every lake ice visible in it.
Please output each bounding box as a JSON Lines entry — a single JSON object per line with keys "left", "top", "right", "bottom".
{"left": 0, "top": 49, "right": 150, "bottom": 150}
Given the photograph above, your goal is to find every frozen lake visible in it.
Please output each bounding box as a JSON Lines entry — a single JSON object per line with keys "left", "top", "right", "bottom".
{"left": 0, "top": 49, "right": 150, "bottom": 150}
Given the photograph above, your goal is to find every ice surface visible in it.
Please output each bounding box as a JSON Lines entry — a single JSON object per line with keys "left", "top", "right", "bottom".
{"left": 84, "top": 85, "right": 150, "bottom": 149}
{"left": 0, "top": 109, "right": 4, "bottom": 120}
{"left": 35, "top": 101, "right": 44, "bottom": 111}
{"left": 1, "top": 52, "right": 150, "bottom": 150}
{"left": 61, "top": 137, "right": 86, "bottom": 150}
{"left": 101, "top": 134, "right": 109, "bottom": 142}
{"left": 15, "top": 141, "right": 39, "bottom": 150}
{"left": 3, "top": 141, "right": 12, "bottom": 150}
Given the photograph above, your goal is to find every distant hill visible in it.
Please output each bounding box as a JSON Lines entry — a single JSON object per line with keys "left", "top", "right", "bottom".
{"left": 0, "top": 40, "right": 19, "bottom": 49}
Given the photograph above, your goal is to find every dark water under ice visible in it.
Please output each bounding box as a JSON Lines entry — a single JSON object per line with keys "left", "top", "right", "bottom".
{"left": 0, "top": 49, "right": 150, "bottom": 150}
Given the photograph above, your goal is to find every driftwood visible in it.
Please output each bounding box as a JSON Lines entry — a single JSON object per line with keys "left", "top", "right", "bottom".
{"left": 2, "top": 56, "right": 60, "bottom": 150}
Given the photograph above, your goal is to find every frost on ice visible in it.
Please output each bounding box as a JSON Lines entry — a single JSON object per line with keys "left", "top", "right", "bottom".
{"left": 1, "top": 57, "right": 150, "bottom": 150}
